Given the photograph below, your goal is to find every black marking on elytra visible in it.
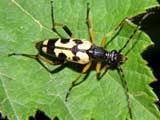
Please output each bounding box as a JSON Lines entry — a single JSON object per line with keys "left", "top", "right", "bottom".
{"left": 71, "top": 44, "right": 88, "bottom": 55}
{"left": 60, "top": 38, "right": 70, "bottom": 44}
{"left": 47, "top": 39, "right": 57, "bottom": 54}
{"left": 72, "top": 56, "right": 80, "bottom": 62}
{"left": 71, "top": 46, "right": 78, "bottom": 55}
{"left": 58, "top": 53, "right": 67, "bottom": 62}
{"left": 73, "top": 39, "right": 83, "bottom": 44}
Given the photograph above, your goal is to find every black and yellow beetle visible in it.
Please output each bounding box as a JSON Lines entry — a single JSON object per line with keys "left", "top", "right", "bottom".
{"left": 8, "top": 1, "right": 128, "bottom": 100}
{"left": 8, "top": 1, "right": 150, "bottom": 119}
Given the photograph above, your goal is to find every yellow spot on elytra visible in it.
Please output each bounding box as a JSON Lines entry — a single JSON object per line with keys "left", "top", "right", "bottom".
{"left": 43, "top": 40, "right": 49, "bottom": 45}
{"left": 54, "top": 49, "right": 74, "bottom": 61}
{"left": 55, "top": 38, "right": 76, "bottom": 48}
{"left": 42, "top": 47, "right": 47, "bottom": 53}
{"left": 78, "top": 39, "right": 92, "bottom": 50}
{"left": 76, "top": 51, "right": 89, "bottom": 64}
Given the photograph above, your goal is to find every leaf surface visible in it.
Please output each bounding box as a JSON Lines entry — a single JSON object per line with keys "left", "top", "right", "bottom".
{"left": 0, "top": 0, "right": 159, "bottom": 120}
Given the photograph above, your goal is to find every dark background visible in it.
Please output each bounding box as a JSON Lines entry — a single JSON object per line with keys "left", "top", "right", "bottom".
{"left": 132, "top": 1, "right": 160, "bottom": 109}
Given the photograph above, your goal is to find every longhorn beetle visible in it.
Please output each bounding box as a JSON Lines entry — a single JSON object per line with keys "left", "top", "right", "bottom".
{"left": 8, "top": 1, "right": 151, "bottom": 119}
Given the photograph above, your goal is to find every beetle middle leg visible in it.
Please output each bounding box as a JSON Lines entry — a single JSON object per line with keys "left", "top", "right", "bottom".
{"left": 95, "top": 36, "right": 110, "bottom": 79}
{"left": 65, "top": 62, "right": 92, "bottom": 101}
{"left": 86, "top": 3, "right": 95, "bottom": 44}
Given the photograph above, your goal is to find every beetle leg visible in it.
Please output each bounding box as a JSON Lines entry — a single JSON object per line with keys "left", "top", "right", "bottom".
{"left": 96, "top": 63, "right": 110, "bottom": 80}
{"left": 65, "top": 62, "right": 92, "bottom": 101}
{"left": 86, "top": 3, "right": 95, "bottom": 44}
{"left": 117, "top": 67, "right": 132, "bottom": 119}
{"left": 100, "top": 36, "right": 107, "bottom": 48}
{"left": 103, "top": 18, "right": 129, "bottom": 48}
{"left": 8, "top": 53, "right": 65, "bottom": 73}
{"left": 50, "top": 1, "right": 73, "bottom": 38}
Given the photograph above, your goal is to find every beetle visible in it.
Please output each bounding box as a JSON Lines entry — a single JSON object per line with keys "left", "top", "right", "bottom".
{"left": 8, "top": 1, "right": 151, "bottom": 119}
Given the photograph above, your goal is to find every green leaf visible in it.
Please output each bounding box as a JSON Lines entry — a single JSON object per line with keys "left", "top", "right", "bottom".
{"left": 0, "top": 0, "right": 159, "bottom": 120}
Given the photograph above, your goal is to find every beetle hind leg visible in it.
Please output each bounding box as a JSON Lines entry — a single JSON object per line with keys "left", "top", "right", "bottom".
{"left": 50, "top": 1, "right": 73, "bottom": 38}
{"left": 8, "top": 53, "right": 65, "bottom": 73}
